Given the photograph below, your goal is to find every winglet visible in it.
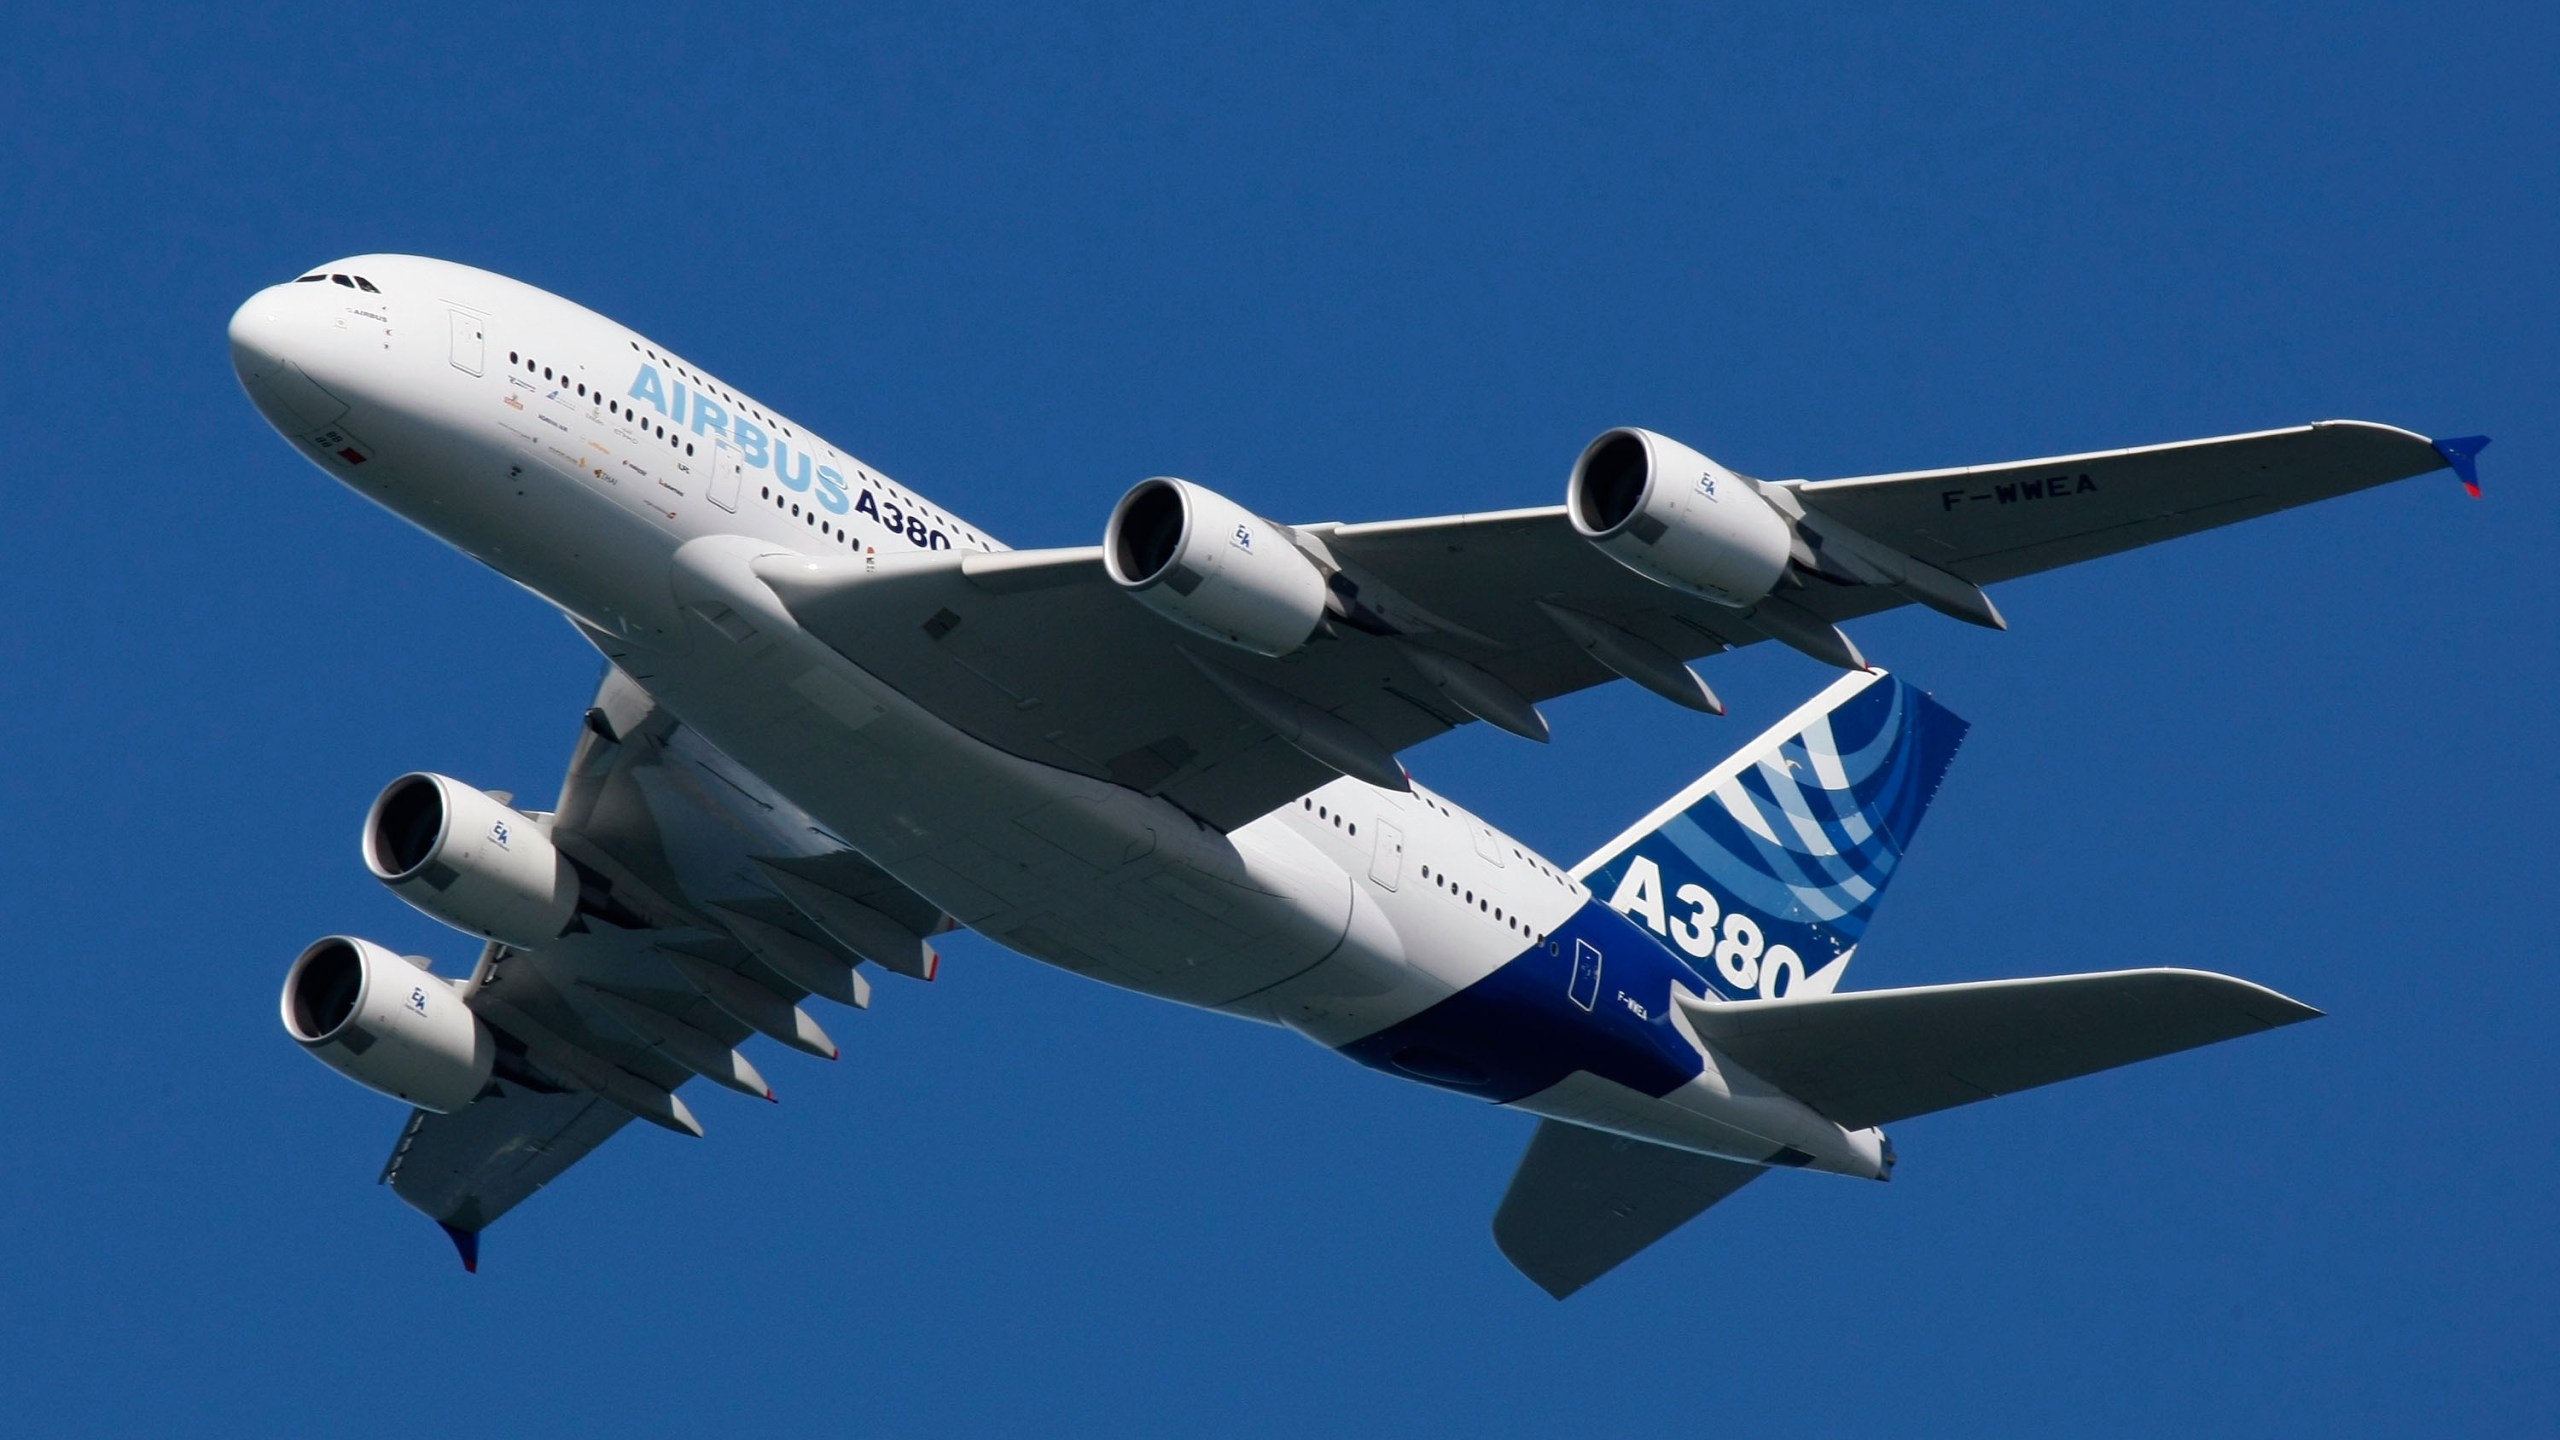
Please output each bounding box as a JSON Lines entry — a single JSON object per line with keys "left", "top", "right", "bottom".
{"left": 439, "top": 1222, "right": 480, "bottom": 1274}
{"left": 2433, "top": 435, "right": 2490, "bottom": 497}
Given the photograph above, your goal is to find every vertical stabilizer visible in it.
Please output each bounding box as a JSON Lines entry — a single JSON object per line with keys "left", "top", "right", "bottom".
{"left": 1573, "top": 671, "right": 1966, "bottom": 999}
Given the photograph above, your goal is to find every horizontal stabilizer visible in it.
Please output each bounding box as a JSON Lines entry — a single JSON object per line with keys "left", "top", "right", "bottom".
{"left": 1493, "top": 1119, "right": 1765, "bottom": 1299}
{"left": 1678, "top": 967, "right": 2320, "bottom": 1131}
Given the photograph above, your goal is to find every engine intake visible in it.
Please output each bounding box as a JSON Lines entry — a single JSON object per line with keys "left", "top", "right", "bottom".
{"left": 365, "top": 773, "right": 576, "bottom": 949}
{"left": 281, "top": 936, "right": 494, "bottom": 1112}
{"left": 1104, "top": 477, "right": 1329, "bottom": 657}
{"left": 1567, "top": 427, "right": 1794, "bottom": 608}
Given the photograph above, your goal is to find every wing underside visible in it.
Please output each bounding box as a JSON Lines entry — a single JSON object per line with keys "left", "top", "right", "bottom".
{"left": 383, "top": 1085, "right": 635, "bottom": 1237}
{"left": 368, "top": 667, "right": 955, "bottom": 1246}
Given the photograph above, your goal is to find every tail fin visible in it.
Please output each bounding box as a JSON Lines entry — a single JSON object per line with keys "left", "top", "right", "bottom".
{"left": 1572, "top": 670, "right": 1967, "bottom": 1000}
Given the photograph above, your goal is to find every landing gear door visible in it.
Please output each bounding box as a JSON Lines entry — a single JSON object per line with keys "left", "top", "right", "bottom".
{"left": 708, "top": 440, "right": 742, "bottom": 512}
{"left": 1368, "top": 821, "right": 1404, "bottom": 891}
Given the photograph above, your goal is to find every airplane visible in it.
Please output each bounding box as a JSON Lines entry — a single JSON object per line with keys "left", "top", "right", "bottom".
{"left": 232, "top": 256, "right": 2487, "bottom": 1297}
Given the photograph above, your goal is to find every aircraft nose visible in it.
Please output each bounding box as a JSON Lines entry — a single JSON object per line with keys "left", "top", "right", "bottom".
{"left": 228, "top": 287, "right": 297, "bottom": 384}
{"left": 230, "top": 283, "right": 357, "bottom": 442}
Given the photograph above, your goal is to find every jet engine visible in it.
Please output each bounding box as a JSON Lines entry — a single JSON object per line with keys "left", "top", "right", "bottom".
{"left": 280, "top": 936, "right": 494, "bottom": 1112}
{"left": 1104, "top": 477, "right": 1329, "bottom": 656}
{"left": 364, "top": 772, "right": 576, "bottom": 949}
{"left": 1567, "top": 427, "right": 1795, "bottom": 608}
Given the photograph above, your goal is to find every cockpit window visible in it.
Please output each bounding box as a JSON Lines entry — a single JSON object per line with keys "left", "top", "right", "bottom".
{"left": 296, "top": 274, "right": 326, "bottom": 283}
{"left": 353, "top": 276, "right": 380, "bottom": 293}
{"left": 331, "top": 274, "right": 355, "bottom": 288}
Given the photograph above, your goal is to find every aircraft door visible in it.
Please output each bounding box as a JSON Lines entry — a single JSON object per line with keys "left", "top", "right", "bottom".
{"left": 707, "top": 440, "right": 742, "bottom": 512}
{"left": 446, "top": 309, "right": 485, "bottom": 375}
{"left": 1368, "top": 821, "right": 1404, "bottom": 891}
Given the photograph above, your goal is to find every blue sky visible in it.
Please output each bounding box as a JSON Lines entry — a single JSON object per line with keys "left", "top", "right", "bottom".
{"left": 3, "top": 3, "right": 2553, "bottom": 1435}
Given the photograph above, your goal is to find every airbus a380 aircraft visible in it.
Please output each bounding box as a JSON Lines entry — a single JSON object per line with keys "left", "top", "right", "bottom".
{"left": 232, "top": 256, "right": 2486, "bottom": 1296}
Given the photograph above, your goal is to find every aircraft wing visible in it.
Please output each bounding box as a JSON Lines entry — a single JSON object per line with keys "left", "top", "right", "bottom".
{"left": 379, "top": 1084, "right": 634, "bottom": 1262}
{"left": 1776, "top": 419, "right": 2453, "bottom": 587}
{"left": 1492, "top": 1119, "right": 1766, "bottom": 1299}
{"left": 761, "top": 420, "right": 2456, "bottom": 831}
{"left": 373, "top": 667, "right": 955, "bottom": 1259}
{"left": 1681, "top": 967, "right": 2322, "bottom": 1132}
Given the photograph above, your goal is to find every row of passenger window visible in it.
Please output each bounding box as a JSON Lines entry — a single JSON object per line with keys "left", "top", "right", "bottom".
{"left": 762, "top": 484, "right": 859, "bottom": 546}
{"left": 497, "top": 337, "right": 984, "bottom": 551}
{"left": 511, "top": 350, "right": 696, "bottom": 456}
{"left": 1299, "top": 795, "right": 1359, "bottom": 838}
{"left": 624, "top": 339, "right": 982, "bottom": 549}
{"left": 1409, "top": 788, "right": 1576, "bottom": 891}
{"left": 1301, "top": 791, "right": 1551, "bottom": 945}
{"left": 631, "top": 339, "right": 795, "bottom": 442}
{"left": 1417, "top": 862, "right": 1546, "bottom": 943}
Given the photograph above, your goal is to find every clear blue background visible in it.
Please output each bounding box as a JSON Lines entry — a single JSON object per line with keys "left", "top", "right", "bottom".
{"left": 3, "top": 4, "right": 2552, "bottom": 1435}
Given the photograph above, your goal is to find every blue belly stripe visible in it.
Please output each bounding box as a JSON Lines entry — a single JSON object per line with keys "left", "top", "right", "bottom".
{"left": 1336, "top": 899, "right": 1709, "bottom": 1103}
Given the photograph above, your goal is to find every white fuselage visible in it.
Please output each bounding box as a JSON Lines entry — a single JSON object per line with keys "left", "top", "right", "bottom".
{"left": 230, "top": 255, "right": 1884, "bottom": 1178}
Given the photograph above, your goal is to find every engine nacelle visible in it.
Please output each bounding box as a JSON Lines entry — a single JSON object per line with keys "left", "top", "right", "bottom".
{"left": 280, "top": 936, "right": 495, "bottom": 1112}
{"left": 1567, "top": 427, "right": 1795, "bottom": 608}
{"left": 364, "top": 772, "right": 575, "bottom": 949}
{"left": 1104, "top": 477, "right": 1329, "bottom": 657}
